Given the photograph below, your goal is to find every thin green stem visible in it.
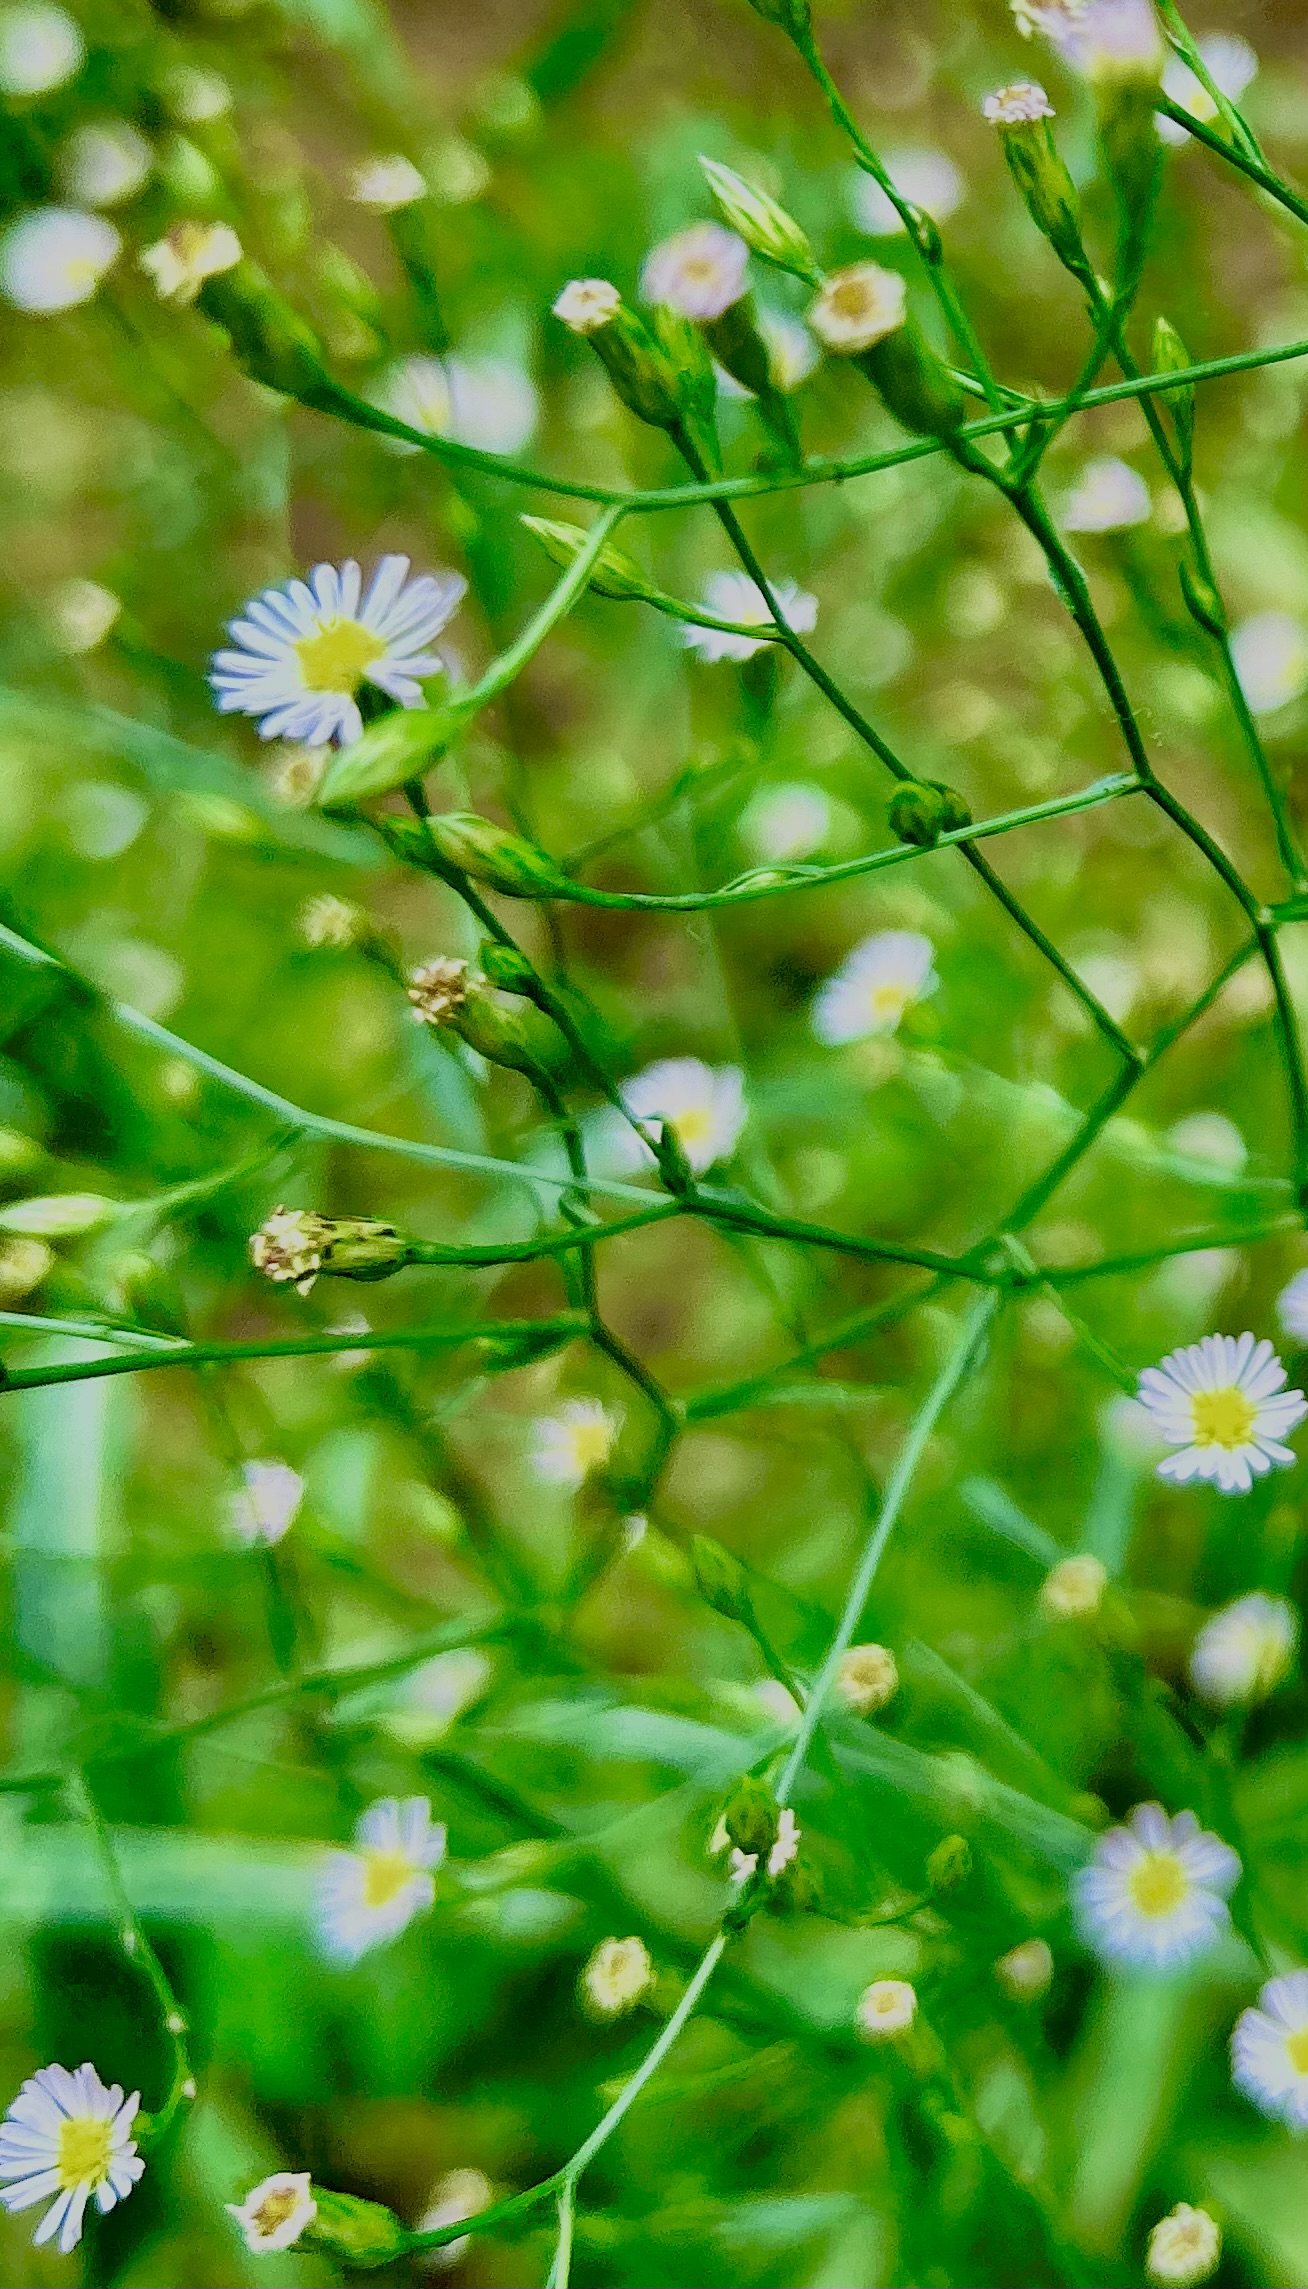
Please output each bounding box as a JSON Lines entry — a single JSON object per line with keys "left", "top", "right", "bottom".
{"left": 75, "top": 1771, "right": 196, "bottom": 2141}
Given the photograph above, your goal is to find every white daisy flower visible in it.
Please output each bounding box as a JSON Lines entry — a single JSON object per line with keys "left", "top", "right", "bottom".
{"left": 530, "top": 1398, "right": 621, "bottom": 1488}
{"left": 1072, "top": 1802, "right": 1240, "bottom": 1970}
{"left": 228, "top": 1459, "right": 305, "bottom": 1547}
{"left": 808, "top": 262, "right": 907, "bottom": 355}
{"left": 580, "top": 1936, "right": 655, "bottom": 2019}
{"left": 1189, "top": 1592, "right": 1298, "bottom": 1707}
{"left": 856, "top": 1980, "right": 917, "bottom": 2038}
{"left": 616, "top": 1056, "right": 748, "bottom": 1173}
{"left": 812, "top": 931, "right": 938, "bottom": 1046}
{"left": 0, "top": 206, "right": 120, "bottom": 313}
{"left": 0, "top": 2, "right": 82, "bottom": 95}
{"left": 227, "top": 2172, "right": 317, "bottom": 2253}
{"left": 849, "top": 148, "right": 966, "bottom": 238}
{"left": 373, "top": 353, "right": 538, "bottom": 457}
{"left": 209, "top": 555, "right": 466, "bottom": 747}
{"left": 983, "top": 81, "right": 1056, "bottom": 125}
{"left": 139, "top": 219, "right": 241, "bottom": 304}
{"left": 1146, "top": 2204, "right": 1220, "bottom": 2287}
{"left": 1135, "top": 1333, "right": 1308, "bottom": 1496}
{"left": 1160, "top": 32, "right": 1257, "bottom": 144}
{"left": 679, "top": 568, "right": 816, "bottom": 664}
{"left": 1279, "top": 1269, "right": 1308, "bottom": 1343}
{"left": 350, "top": 154, "right": 426, "bottom": 210}
{"left": 739, "top": 781, "right": 830, "bottom": 864}
{"left": 316, "top": 1796, "right": 446, "bottom": 1965}
{"left": 57, "top": 120, "right": 152, "bottom": 209}
{"left": 640, "top": 221, "right": 749, "bottom": 320}
{"left": 0, "top": 2061, "right": 144, "bottom": 2254}
{"left": 1231, "top": 612, "right": 1308, "bottom": 716}
{"left": 1061, "top": 456, "right": 1151, "bottom": 533}
{"left": 1232, "top": 1970, "right": 1308, "bottom": 2128}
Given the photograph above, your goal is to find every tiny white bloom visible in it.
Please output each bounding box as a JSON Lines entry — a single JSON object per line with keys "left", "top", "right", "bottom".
{"left": 1072, "top": 1802, "right": 1240, "bottom": 1970}
{"left": 808, "top": 262, "right": 907, "bottom": 355}
{"left": 57, "top": 119, "right": 151, "bottom": 208}
{"left": 316, "top": 1796, "right": 446, "bottom": 1965}
{"left": 1, "top": 206, "right": 119, "bottom": 312}
{"left": 1015, "top": 0, "right": 1163, "bottom": 81}
{"left": 679, "top": 568, "right": 817, "bottom": 664}
{"left": 416, "top": 2168, "right": 493, "bottom": 2272}
{"left": 0, "top": 1, "right": 82, "bottom": 94}
{"left": 739, "top": 782, "right": 830, "bottom": 864}
{"left": 850, "top": 148, "right": 966, "bottom": 238}
{"left": 1146, "top": 2204, "right": 1220, "bottom": 2287}
{"left": 856, "top": 1979, "right": 917, "bottom": 2038}
{"left": 580, "top": 1935, "right": 655, "bottom": 2019}
{"left": 983, "top": 81, "right": 1056, "bottom": 124}
{"left": 1167, "top": 1111, "right": 1246, "bottom": 1175}
{"left": 1061, "top": 456, "right": 1151, "bottom": 533}
{"left": 209, "top": 555, "right": 466, "bottom": 747}
{"left": 350, "top": 154, "right": 426, "bottom": 210}
{"left": 994, "top": 1937, "right": 1054, "bottom": 2000}
{"left": 553, "top": 276, "right": 622, "bottom": 335}
{"left": 1160, "top": 32, "right": 1257, "bottom": 144}
{"left": 1231, "top": 612, "right": 1308, "bottom": 716}
{"left": 139, "top": 218, "right": 241, "bottom": 304}
{"left": 1189, "top": 1592, "right": 1298, "bottom": 1707}
{"left": 530, "top": 1398, "right": 621, "bottom": 1488}
{"left": 617, "top": 1056, "right": 748, "bottom": 1173}
{"left": 161, "top": 64, "right": 232, "bottom": 122}
{"left": 229, "top": 1459, "right": 305, "bottom": 1547}
{"left": 1232, "top": 1970, "right": 1308, "bottom": 2128}
{"left": 1040, "top": 1553, "right": 1107, "bottom": 1619}
{"left": 755, "top": 309, "right": 818, "bottom": 393}
{"left": 1279, "top": 1268, "right": 1308, "bottom": 1343}
{"left": 640, "top": 221, "right": 749, "bottom": 320}
{"left": 373, "top": 353, "right": 538, "bottom": 457}
{"left": 812, "top": 931, "right": 938, "bottom": 1046}
{"left": 727, "top": 1846, "right": 758, "bottom": 1885}
{"left": 1135, "top": 1332, "right": 1308, "bottom": 1496}
{"left": 47, "top": 575, "right": 120, "bottom": 653}
{"left": 767, "top": 1806, "right": 800, "bottom": 1878}
{"left": 836, "top": 1642, "right": 899, "bottom": 1716}
{"left": 0, "top": 2061, "right": 144, "bottom": 2254}
{"left": 226, "top": 2172, "right": 316, "bottom": 2254}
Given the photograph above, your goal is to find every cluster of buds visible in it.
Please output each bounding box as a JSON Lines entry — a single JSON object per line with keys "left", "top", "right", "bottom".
{"left": 888, "top": 779, "right": 973, "bottom": 848}
{"left": 1009, "top": 0, "right": 1164, "bottom": 268}
{"left": 249, "top": 1207, "right": 410, "bottom": 1297}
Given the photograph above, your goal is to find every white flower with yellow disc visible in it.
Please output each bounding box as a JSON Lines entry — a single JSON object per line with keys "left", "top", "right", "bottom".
{"left": 0, "top": 2061, "right": 144, "bottom": 2253}
{"left": 1135, "top": 1333, "right": 1307, "bottom": 1495}
{"left": 1072, "top": 1802, "right": 1239, "bottom": 1970}
{"left": 316, "top": 1796, "right": 446, "bottom": 1964}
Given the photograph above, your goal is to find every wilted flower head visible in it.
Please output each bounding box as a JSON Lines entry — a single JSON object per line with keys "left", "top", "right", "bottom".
{"left": 983, "top": 80, "right": 1056, "bottom": 124}
{"left": 408, "top": 957, "right": 474, "bottom": 1027}
{"left": 808, "top": 262, "right": 907, "bottom": 354}
{"left": 350, "top": 153, "right": 426, "bottom": 209}
{"left": 139, "top": 219, "right": 241, "bottom": 304}
{"left": 836, "top": 1642, "right": 899, "bottom": 1715}
{"left": 553, "top": 277, "right": 623, "bottom": 335}
{"left": 994, "top": 1937, "right": 1054, "bottom": 1999}
{"left": 1040, "top": 1553, "right": 1107, "bottom": 1618}
{"left": 1188, "top": 1592, "right": 1298, "bottom": 1707}
{"left": 316, "top": 1796, "right": 446, "bottom": 1964}
{"left": 1160, "top": 31, "right": 1256, "bottom": 142}
{"left": 1061, "top": 456, "right": 1151, "bottom": 532}
{"left": 812, "top": 932, "right": 938, "bottom": 1046}
{"left": 0, "top": 2062, "right": 143, "bottom": 2253}
{"left": 530, "top": 1398, "right": 621, "bottom": 1489}
{"left": 229, "top": 1460, "right": 305, "bottom": 1547}
{"left": 58, "top": 120, "right": 152, "bottom": 208}
{"left": 0, "top": 2, "right": 82, "bottom": 95}
{"left": 680, "top": 568, "right": 817, "bottom": 664}
{"left": 1, "top": 207, "right": 120, "bottom": 313}
{"left": 856, "top": 1979, "right": 917, "bottom": 2038}
{"left": 1135, "top": 1333, "right": 1307, "bottom": 1496}
{"left": 1232, "top": 1970, "right": 1308, "bottom": 2129}
{"left": 1146, "top": 2205, "right": 1220, "bottom": 2288}
{"left": 250, "top": 1206, "right": 334, "bottom": 1295}
{"left": 1231, "top": 612, "right": 1308, "bottom": 716}
{"left": 227, "top": 2174, "right": 317, "bottom": 2254}
{"left": 580, "top": 1935, "right": 655, "bottom": 2019}
{"left": 1072, "top": 1802, "right": 1240, "bottom": 1969}
{"left": 640, "top": 221, "right": 749, "bottom": 320}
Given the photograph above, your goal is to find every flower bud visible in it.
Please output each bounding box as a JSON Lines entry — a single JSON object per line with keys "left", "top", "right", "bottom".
{"left": 0, "top": 1192, "right": 119, "bottom": 1239}
{"left": 835, "top": 1642, "right": 898, "bottom": 1716}
{"left": 698, "top": 156, "right": 818, "bottom": 282}
{"left": 477, "top": 939, "right": 540, "bottom": 995}
{"left": 691, "top": 1533, "right": 752, "bottom": 1621}
{"left": 1098, "top": 81, "right": 1162, "bottom": 266}
{"left": 552, "top": 281, "right": 684, "bottom": 429}
{"left": 926, "top": 1833, "right": 972, "bottom": 1893}
{"left": 1040, "top": 1553, "right": 1108, "bottom": 1619}
{"left": 1152, "top": 314, "right": 1194, "bottom": 467}
{"left": 718, "top": 1775, "right": 780, "bottom": 1858}
{"left": 249, "top": 1207, "right": 410, "bottom": 1297}
{"left": 316, "top": 696, "right": 474, "bottom": 808}
{"left": 983, "top": 85, "right": 1087, "bottom": 276}
{"left": 808, "top": 264, "right": 965, "bottom": 440}
{"left": 888, "top": 780, "right": 972, "bottom": 847}
{"left": 579, "top": 1935, "right": 655, "bottom": 2020}
{"left": 447, "top": 983, "right": 559, "bottom": 1076}
{"left": 520, "top": 516, "right": 657, "bottom": 602}
{"left": 196, "top": 259, "right": 331, "bottom": 400}
{"left": 424, "top": 812, "right": 571, "bottom": 899}
{"left": 304, "top": 2187, "right": 409, "bottom": 2266}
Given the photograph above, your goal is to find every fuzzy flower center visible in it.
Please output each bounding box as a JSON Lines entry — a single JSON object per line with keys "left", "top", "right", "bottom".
{"left": 1285, "top": 2028, "right": 1308, "bottom": 2074}
{"left": 869, "top": 982, "right": 911, "bottom": 1020}
{"left": 56, "top": 2115, "right": 114, "bottom": 2191}
{"left": 253, "top": 2187, "right": 303, "bottom": 2234}
{"left": 360, "top": 1847, "right": 419, "bottom": 1908}
{"left": 1127, "top": 1850, "right": 1190, "bottom": 1918}
{"left": 670, "top": 1104, "right": 713, "bottom": 1151}
{"left": 565, "top": 1418, "right": 614, "bottom": 1473}
{"left": 1189, "top": 1385, "right": 1257, "bottom": 1450}
{"left": 295, "top": 617, "right": 386, "bottom": 695}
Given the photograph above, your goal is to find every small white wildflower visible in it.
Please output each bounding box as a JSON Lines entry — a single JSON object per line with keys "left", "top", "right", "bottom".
{"left": 552, "top": 277, "right": 622, "bottom": 335}
{"left": 1146, "top": 2204, "right": 1220, "bottom": 2287}
{"left": 210, "top": 555, "right": 466, "bottom": 747}
{"left": 1167, "top": 1111, "right": 1246, "bottom": 1174}
{"left": 616, "top": 1056, "right": 748, "bottom": 1174}
{"left": 1, "top": 206, "right": 119, "bottom": 312}
{"left": 316, "top": 1796, "right": 446, "bottom": 1964}
{"left": 373, "top": 353, "right": 539, "bottom": 458}
{"left": 350, "top": 154, "right": 426, "bottom": 210}
{"left": 300, "top": 892, "right": 366, "bottom": 950}
{"left": 161, "top": 64, "right": 232, "bottom": 122}
{"left": 139, "top": 218, "right": 241, "bottom": 304}
{"left": 416, "top": 2168, "right": 493, "bottom": 2272}
{"left": 407, "top": 956, "right": 474, "bottom": 1027}
{"left": 994, "top": 1938, "right": 1054, "bottom": 2000}
{"left": 812, "top": 931, "right": 938, "bottom": 1046}
{"left": 1072, "top": 1802, "right": 1240, "bottom": 1970}
{"left": 0, "top": 2062, "right": 143, "bottom": 2254}
{"left": 757, "top": 310, "right": 818, "bottom": 393}
{"left": 679, "top": 568, "right": 817, "bottom": 664}
{"left": 1231, "top": 612, "right": 1308, "bottom": 716}
{"left": 57, "top": 120, "right": 151, "bottom": 208}
{"left": 228, "top": 1459, "right": 304, "bottom": 1548}
{"left": 836, "top": 1643, "right": 899, "bottom": 1716}
{"left": 580, "top": 1935, "right": 655, "bottom": 2019}
{"left": 1061, "top": 456, "right": 1151, "bottom": 533}
{"left": 1040, "top": 1553, "right": 1107, "bottom": 1619}
{"left": 1015, "top": 0, "right": 1163, "bottom": 81}
{"left": 1135, "top": 1332, "right": 1308, "bottom": 1496}
{"left": 739, "top": 782, "right": 830, "bottom": 864}
{"left": 47, "top": 575, "right": 120, "bottom": 653}
{"left": 983, "top": 81, "right": 1056, "bottom": 124}
{"left": 640, "top": 221, "right": 749, "bottom": 320}
{"left": 808, "top": 262, "right": 907, "bottom": 354}
{"left": 0, "top": 2, "right": 82, "bottom": 95}
{"left": 226, "top": 2173, "right": 316, "bottom": 2254}
{"left": 1278, "top": 1268, "right": 1308, "bottom": 1344}
{"left": 1189, "top": 1592, "right": 1298, "bottom": 1708}
{"left": 249, "top": 1205, "right": 329, "bottom": 1294}
{"left": 856, "top": 1979, "right": 917, "bottom": 2038}
{"left": 767, "top": 1806, "right": 800, "bottom": 1878}
{"left": 530, "top": 1398, "right": 621, "bottom": 1489}
{"left": 1232, "top": 1970, "right": 1308, "bottom": 2128}
{"left": 850, "top": 148, "right": 965, "bottom": 238}
{"left": 1160, "top": 32, "right": 1257, "bottom": 144}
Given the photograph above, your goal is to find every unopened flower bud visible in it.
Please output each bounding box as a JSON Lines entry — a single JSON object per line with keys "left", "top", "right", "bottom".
{"left": 809, "top": 263, "right": 966, "bottom": 440}
{"left": 249, "top": 1207, "right": 408, "bottom": 1297}
{"left": 1152, "top": 314, "right": 1194, "bottom": 464}
{"left": 1040, "top": 1553, "right": 1107, "bottom": 1619}
{"left": 552, "top": 281, "right": 684, "bottom": 430}
{"left": 195, "top": 259, "right": 330, "bottom": 400}
{"left": 520, "top": 516, "right": 657, "bottom": 603}
{"left": 691, "top": 1533, "right": 751, "bottom": 1621}
{"left": 424, "top": 812, "right": 571, "bottom": 899}
{"left": 856, "top": 1979, "right": 917, "bottom": 2039}
{"left": 305, "top": 2187, "right": 409, "bottom": 2266}
{"left": 836, "top": 1642, "right": 898, "bottom": 1716}
{"left": 580, "top": 1934, "right": 655, "bottom": 2019}
{"left": 477, "top": 939, "right": 539, "bottom": 995}
{"left": 994, "top": 1936, "right": 1054, "bottom": 1999}
{"left": 717, "top": 1775, "right": 780, "bottom": 1858}
{"left": 139, "top": 218, "right": 242, "bottom": 305}
{"left": 0, "top": 1192, "right": 118, "bottom": 1239}
{"left": 927, "top": 1833, "right": 972, "bottom": 1893}
{"left": 888, "top": 780, "right": 972, "bottom": 847}
{"left": 984, "top": 86, "right": 1087, "bottom": 275}
{"left": 699, "top": 156, "right": 818, "bottom": 282}
{"left": 411, "top": 964, "right": 558, "bottom": 1077}
{"left": 1146, "top": 2203, "right": 1220, "bottom": 2288}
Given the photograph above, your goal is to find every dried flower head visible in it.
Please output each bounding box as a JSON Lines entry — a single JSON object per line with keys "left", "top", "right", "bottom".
{"left": 808, "top": 262, "right": 907, "bottom": 355}
{"left": 836, "top": 1642, "right": 899, "bottom": 1716}
{"left": 408, "top": 957, "right": 475, "bottom": 1027}
{"left": 250, "top": 1206, "right": 333, "bottom": 1295}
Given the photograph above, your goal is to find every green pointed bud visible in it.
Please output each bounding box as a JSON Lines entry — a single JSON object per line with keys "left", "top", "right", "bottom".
{"left": 1179, "top": 558, "right": 1226, "bottom": 638}
{"left": 982, "top": 84, "right": 1088, "bottom": 278}
{"left": 721, "top": 1776, "right": 779, "bottom": 1857}
{"left": 651, "top": 1118, "right": 697, "bottom": 1198}
{"left": 698, "top": 157, "right": 818, "bottom": 282}
{"left": 424, "top": 813, "right": 572, "bottom": 899}
{"left": 450, "top": 983, "right": 560, "bottom": 1076}
{"left": 316, "top": 695, "right": 473, "bottom": 808}
{"left": 648, "top": 302, "right": 720, "bottom": 470}
{"left": 520, "top": 517, "right": 656, "bottom": 603}
{"left": 477, "top": 940, "right": 540, "bottom": 995}
{"left": 196, "top": 260, "right": 331, "bottom": 399}
{"left": 0, "top": 1193, "right": 120, "bottom": 1239}
{"left": 927, "top": 1833, "right": 973, "bottom": 1893}
{"left": 305, "top": 2187, "right": 409, "bottom": 2267}
{"left": 860, "top": 324, "right": 968, "bottom": 440}
{"left": 1152, "top": 316, "right": 1194, "bottom": 466}
{"left": 691, "top": 1534, "right": 752, "bottom": 1622}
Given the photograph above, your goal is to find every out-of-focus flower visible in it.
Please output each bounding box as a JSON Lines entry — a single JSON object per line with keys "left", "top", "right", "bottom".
{"left": 739, "top": 782, "right": 830, "bottom": 864}
{"left": 373, "top": 353, "right": 539, "bottom": 457}
{"left": 1040, "top": 1554, "right": 1107, "bottom": 1618}
{"left": 1167, "top": 1112, "right": 1246, "bottom": 1174}
{"left": 57, "top": 120, "right": 151, "bottom": 208}
{"left": 1146, "top": 2205, "right": 1220, "bottom": 2287}
{"left": 1231, "top": 612, "right": 1308, "bottom": 715}
{"left": 679, "top": 568, "right": 817, "bottom": 664}
{"left": 0, "top": 2062, "right": 143, "bottom": 2254}
{"left": 1061, "top": 455, "right": 1151, "bottom": 532}
{"left": 349, "top": 154, "right": 426, "bottom": 210}
{"left": 580, "top": 1936, "right": 655, "bottom": 2019}
{"left": 0, "top": 1237, "right": 52, "bottom": 1300}
{"left": 994, "top": 1937, "right": 1054, "bottom": 1999}
{"left": 47, "top": 576, "right": 120, "bottom": 653}
{"left": 210, "top": 556, "right": 465, "bottom": 747}
{"left": 850, "top": 148, "right": 966, "bottom": 237}
{"left": 1160, "top": 32, "right": 1257, "bottom": 144}
{"left": 836, "top": 1642, "right": 899, "bottom": 1715}
{"left": 983, "top": 80, "right": 1056, "bottom": 124}
{"left": 1, "top": 207, "right": 119, "bottom": 312}
{"left": 139, "top": 219, "right": 240, "bottom": 304}
{"left": 415, "top": 2169, "right": 493, "bottom": 2272}
{"left": 300, "top": 893, "right": 366, "bottom": 950}
{"left": 640, "top": 221, "right": 749, "bottom": 319}
{"left": 1072, "top": 1802, "right": 1240, "bottom": 1969}
{"left": 1279, "top": 1268, "right": 1308, "bottom": 1343}
{"left": 1135, "top": 1333, "right": 1307, "bottom": 1495}
{"left": 1014, "top": 0, "right": 1164, "bottom": 81}
{"left": 552, "top": 277, "right": 621, "bottom": 334}
{"left": 1189, "top": 1593, "right": 1298, "bottom": 1707}
{"left": 227, "top": 2174, "right": 317, "bottom": 2254}
{"left": 757, "top": 308, "right": 819, "bottom": 391}
{"left": 530, "top": 1399, "right": 621, "bottom": 1488}
{"left": 160, "top": 64, "right": 232, "bottom": 122}
{"left": 616, "top": 1057, "right": 747, "bottom": 1173}
{"left": 427, "top": 135, "right": 491, "bottom": 206}
{"left": 812, "top": 931, "right": 938, "bottom": 1046}
{"left": 316, "top": 1796, "right": 446, "bottom": 1964}
{"left": 1232, "top": 1971, "right": 1308, "bottom": 2128}
{"left": 808, "top": 262, "right": 906, "bottom": 353}
{"left": 0, "top": 2, "right": 82, "bottom": 95}
{"left": 228, "top": 1460, "right": 305, "bottom": 1547}
{"left": 249, "top": 1207, "right": 405, "bottom": 1296}
{"left": 767, "top": 1806, "right": 800, "bottom": 1877}
{"left": 268, "top": 746, "right": 326, "bottom": 808}
{"left": 856, "top": 1980, "right": 917, "bottom": 2038}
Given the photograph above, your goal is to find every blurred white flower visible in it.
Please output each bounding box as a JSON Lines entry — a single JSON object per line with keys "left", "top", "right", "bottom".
{"left": 640, "top": 221, "right": 749, "bottom": 319}
{"left": 1231, "top": 612, "right": 1308, "bottom": 715}
{"left": 767, "top": 1805, "right": 800, "bottom": 1877}
{"left": 983, "top": 81, "right": 1056, "bottom": 125}
{"left": 373, "top": 353, "right": 538, "bottom": 457}
{"left": 994, "top": 1937, "right": 1054, "bottom": 2000}
{"left": 1014, "top": 0, "right": 1163, "bottom": 81}
{"left": 0, "top": 2, "right": 82, "bottom": 94}
{"left": 1135, "top": 1332, "right": 1307, "bottom": 1495}
{"left": 1189, "top": 1592, "right": 1298, "bottom": 1707}
{"left": 210, "top": 555, "right": 465, "bottom": 747}
{"left": 229, "top": 1460, "right": 304, "bottom": 1547}
{"left": 836, "top": 1642, "right": 898, "bottom": 1715}
{"left": 316, "top": 1796, "right": 446, "bottom": 1964}
{"left": 1040, "top": 1553, "right": 1107, "bottom": 1619}
{"left": 739, "top": 782, "right": 830, "bottom": 864}
{"left": 57, "top": 120, "right": 151, "bottom": 208}
{"left": 580, "top": 1935, "right": 655, "bottom": 2019}
{"left": 427, "top": 135, "right": 492, "bottom": 206}
{"left": 1072, "top": 1802, "right": 1239, "bottom": 1970}
{"left": 758, "top": 309, "right": 819, "bottom": 392}
{"left": 1146, "top": 2204, "right": 1220, "bottom": 2288}
{"left": 616, "top": 1056, "right": 747, "bottom": 1173}
{"left": 1160, "top": 32, "right": 1257, "bottom": 144}
{"left": 679, "top": 568, "right": 816, "bottom": 664}
{"left": 416, "top": 2168, "right": 493, "bottom": 2272}
{"left": 1278, "top": 1268, "right": 1308, "bottom": 1343}
{"left": 350, "top": 153, "right": 426, "bottom": 210}
{"left": 1, "top": 207, "right": 119, "bottom": 312}
{"left": 161, "top": 64, "right": 232, "bottom": 122}
{"left": 530, "top": 1398, "right": 621, "bottom": 1488}
{"left": 1167, "top": 1112, "right": 1247, "bottom": 1175}
{"left": 856, "top": 1980, "right": 917, "bottom": 2038}
{"left": 1232, "top": 1971, "right": 1308, "bottom": 2128}
{"left": 553, "top": 277, "right": 621, "bottom": 334}
{"left": 808, "top": 262, "right": 906, "bottom": 354}
{"left": 1061, "top": 456, "right": 1151, "bottom": 533}
{"left": 0, "top": 2062, "right": 143, "bottom": 2254}
{"left": 139, "top": 219, "right": 241, "bottom": 304}
{"left": 47, "top": 576, "right": 120, "bottom": 653}
{"left": 226, "top": 2173, "right": 316, "bottom": 2254}
{"left": 812, "top": 931, "right": 938, "bottom": 1046}
{"left": 850, "top": 148, "right": 966, "bottom": 237}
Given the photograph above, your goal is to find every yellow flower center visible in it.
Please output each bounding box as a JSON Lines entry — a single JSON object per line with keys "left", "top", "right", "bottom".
{"left": 56, "top": 2115, "right": 114, "bottom": 2192}
{"left": 567, "top": 1418, "right": 614, "bottom": 1474}
{"left": 830, "top": 279, "right": 874, "bottom": 322}
{"left": 1127, "top": 1851, "right": 1190, "bottom": 1919}
{"left": 671, "top": 1105, "right": 713, "bottom": 1152}
{"left": 1189, "top": 1385, "right": 1257, "bottom": 1450}
{"left": 294, "top": 617, "right": 386, "bottom": 695}
{"left": 360, "top": 1848, "right": 419, "bottom": 1908}
{"left": 869, "top": 982, "right": 910, "bottom": 1023}
{"left": 253, "top": 2187, "right": 303, "bottom": 2235}
{"left": 1286, "top": 2028, "right": 1308, "bottom": 2074}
